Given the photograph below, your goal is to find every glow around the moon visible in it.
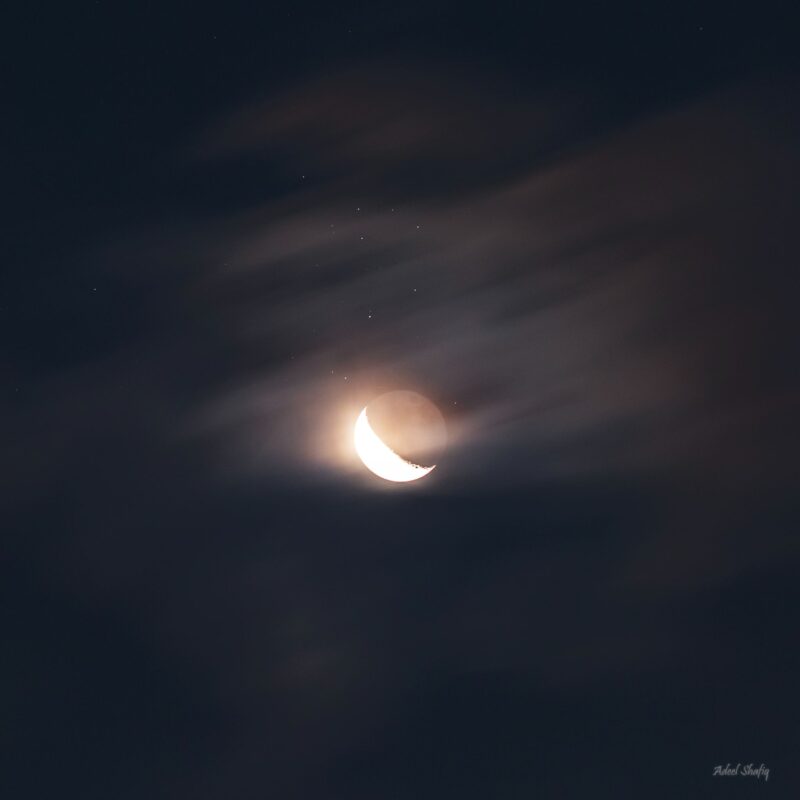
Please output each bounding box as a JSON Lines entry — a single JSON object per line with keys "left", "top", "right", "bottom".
{"left": 354, "top": 407, "right": 436, "bottom": 482}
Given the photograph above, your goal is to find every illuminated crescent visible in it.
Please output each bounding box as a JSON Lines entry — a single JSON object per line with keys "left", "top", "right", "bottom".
{"left": 354, "top": 407, "right": 435, "bottom": 483}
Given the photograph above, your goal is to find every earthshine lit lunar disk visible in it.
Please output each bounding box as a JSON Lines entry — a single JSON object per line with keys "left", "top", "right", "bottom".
{"left": 354, "top": 408, "right": 436, "bottom": 483}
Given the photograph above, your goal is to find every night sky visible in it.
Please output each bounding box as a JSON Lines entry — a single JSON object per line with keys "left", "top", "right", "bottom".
{"left": 4, "top": 3, "right": 800, "bottom": 798}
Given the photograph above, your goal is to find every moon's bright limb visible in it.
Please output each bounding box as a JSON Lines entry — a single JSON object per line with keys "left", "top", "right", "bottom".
{"left": 354, "top": 408, "right": 435, "bottom": 482}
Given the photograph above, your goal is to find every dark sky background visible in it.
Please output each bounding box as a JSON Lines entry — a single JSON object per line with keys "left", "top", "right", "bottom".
{"left": 3, "top": 2, "right": 800, "bottom": 798}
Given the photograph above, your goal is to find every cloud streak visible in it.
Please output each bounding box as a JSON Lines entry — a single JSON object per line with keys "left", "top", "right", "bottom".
{"left": 159, "top": 71, "right": 799, "bottom": 497}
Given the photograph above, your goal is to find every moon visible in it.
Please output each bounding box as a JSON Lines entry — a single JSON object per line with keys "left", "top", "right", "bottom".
{"left": 354, "top": 391, "right": 447, "bottom": 483}
{"left": 354, "top": 408, "right": 436, "bottom": 482}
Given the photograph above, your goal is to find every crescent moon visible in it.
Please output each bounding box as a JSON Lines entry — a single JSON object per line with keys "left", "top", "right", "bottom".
{"left": 354, "top": 407, "right": 436, "bottom": 483}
